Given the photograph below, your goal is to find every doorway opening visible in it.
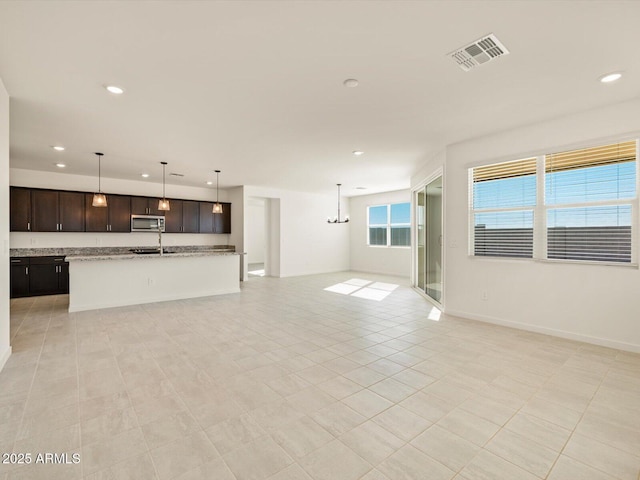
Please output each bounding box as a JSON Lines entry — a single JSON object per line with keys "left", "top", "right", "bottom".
{"left": 246, "top": 197, "right": 280, "bottom": 278}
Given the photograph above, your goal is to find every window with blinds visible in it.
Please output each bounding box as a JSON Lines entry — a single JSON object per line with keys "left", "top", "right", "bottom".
{"left": 471, "top": 157, "right": 537, "bottom": 258}
{"left": 470, "top": 139, "right": 638, "bottom": 265}
{"left": 545, "top": 141, "right": 636, "bottom": 263}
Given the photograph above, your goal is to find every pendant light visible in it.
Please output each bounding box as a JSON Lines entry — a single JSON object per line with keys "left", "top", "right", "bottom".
{"left": 212, "top": 170, "right": 223, "bottom": 214}
{"left": 327, "top": 184, "right": 349, "bottom": 223}
{"left": 158, "top": 161, "right": 170, "bottom": 211}
{"left": 92, "top": 152, "right": 107, "bottom": 207}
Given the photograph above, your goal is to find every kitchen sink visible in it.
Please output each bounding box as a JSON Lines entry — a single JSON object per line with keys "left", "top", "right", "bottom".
{"left": 129, "top": 248, "right": 176, "bottom": 255}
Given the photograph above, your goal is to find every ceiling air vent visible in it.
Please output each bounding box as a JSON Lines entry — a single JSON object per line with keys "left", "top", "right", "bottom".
{"left": 169, "top": 173, "right": 184, "bottom": 177}
{"left": 448, "top": 33, "right": 509, "bottom": 72}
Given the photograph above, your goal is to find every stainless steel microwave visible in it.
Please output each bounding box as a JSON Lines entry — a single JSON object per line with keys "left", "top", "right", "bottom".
{"left": 131, "top": 215, "right": 165, "bottom": 232}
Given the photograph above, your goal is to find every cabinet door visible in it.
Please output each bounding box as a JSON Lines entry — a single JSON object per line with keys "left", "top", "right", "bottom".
{"left": 147, "top": 198, "right": 165, "bottom": 216}
{"left": 199, "top": 202, "right": 214, "bottom": 233}
{"left": 58, "top": 263, "right": 69, "bottom": 294}
{"left": 131, "top": 196, "right": 150, "bottom": 215}
{"left": 10, "top": 259, "right": 30, "bottom": 298}
{"left": 164, "top": 199, "right": 183, "bottom": 233}
{"left": 85, "top": 193, "right": 109, "bottom": 232}
{"left": 28, "top": 264, "right": 59, "bottom": 296}
{"left": 31, "top": 190, "right": 59, "bottom": 231}
{"left": 10, "top": 187, "right": 31, "bottom": 232}
{"left": 182, "top": 201, "right": 199, "bottom": 233}
{"left": 108, "top": 195, "right": 131, "bottom": 232}
{"left": 214, "top": 203, "right": 231, "bottom": 234}
{"left": 58, "top": 191, "right": 85, "bottom": 232}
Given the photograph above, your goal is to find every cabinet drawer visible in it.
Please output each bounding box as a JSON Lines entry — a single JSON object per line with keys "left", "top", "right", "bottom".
{"left": 29, "top": 256, "right": 66, "bottom": 265}
{"left": 10, "top": 257, "right": 29, "bottom": 266}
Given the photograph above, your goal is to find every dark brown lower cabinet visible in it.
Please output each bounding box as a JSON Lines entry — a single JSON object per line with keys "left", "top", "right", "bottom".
{"left": 10, "top": 256, "right": 69, "bottom": 298}
{"left": 9, "top": 258, "right": 30, "bottom": 298}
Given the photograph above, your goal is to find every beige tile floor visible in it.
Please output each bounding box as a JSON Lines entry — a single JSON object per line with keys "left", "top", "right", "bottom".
{"left": 1, "top": 271, "right": 639, "bottom": 480}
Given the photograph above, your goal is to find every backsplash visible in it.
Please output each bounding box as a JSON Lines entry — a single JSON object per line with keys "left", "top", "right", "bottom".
{"left": 9, "top": 231, "right": 230, "bottom": 249}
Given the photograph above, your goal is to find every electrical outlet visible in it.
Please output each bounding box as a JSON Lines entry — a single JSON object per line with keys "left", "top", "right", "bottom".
{"left": 30, "top": 238, "right": 37, "bottom": 245}
{"left": 148, "top": 278, "right": 155, "bottom": 286}
{"left": 481, "top": 291, "right": 489, "bottom": 301}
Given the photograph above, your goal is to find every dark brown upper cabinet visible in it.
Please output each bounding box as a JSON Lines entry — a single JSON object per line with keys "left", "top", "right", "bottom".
{"left": 31, "top": 189, "right": 85, "bottom": 232}
{"left": 10, "top": 186, "right": 231, "bottom": 234}
{"left": 214, "top": 203, "right": 232, "bottom": 234}
{"left": 199, "top": 202, "right": 214, "bottom": 233}
{"left": 199, "top": 202, "right": 231, "bottom": 234}
{"left": 131, "top": 196, "right": 165, "bottom": 216}
{"left": 165, "top": 200, "right": 200, "bottom": 233}
{"left": 10, "top": 187, "right": 31, "bottom": 231}
{"left": 85, "top": 194, "right": 131, "bottom": 232}
{"left": 182, "top": 201, "right": 200, "bottom": 233}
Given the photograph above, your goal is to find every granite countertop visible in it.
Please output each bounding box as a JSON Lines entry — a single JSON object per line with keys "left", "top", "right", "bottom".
{"left": 66, "top": 251, "right": 241, "bottom": 262}
{"left": 10, "top": 245, "right": 236, "bottom": 258}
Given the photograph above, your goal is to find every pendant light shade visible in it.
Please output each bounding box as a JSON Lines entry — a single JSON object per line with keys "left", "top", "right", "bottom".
{"left": 327, "top": 184, "right": 349, "bottom": 223}
{"left": 158, "top": 161, "right": 170, "bottom": 211}
{"left": 212, "top": 170, "right": 223, "bottom": 214}
{"left": 92, "top": 152, "right": 108, "bottom": 207}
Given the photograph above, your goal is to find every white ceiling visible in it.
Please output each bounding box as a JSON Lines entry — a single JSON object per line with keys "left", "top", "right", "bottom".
{"left": 1, "top": 1, "right": 639, "bottom": 196}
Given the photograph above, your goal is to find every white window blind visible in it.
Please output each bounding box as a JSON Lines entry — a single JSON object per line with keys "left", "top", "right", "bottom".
{"left": 545, "top": 141, "right": 636, "bottom": 263}
{"left": 471, "top": 158, "right": 537, "bottom": 258}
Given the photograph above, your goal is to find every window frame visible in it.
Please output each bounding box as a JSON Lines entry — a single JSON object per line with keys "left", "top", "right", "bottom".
{"left": 469, "top": 156, "right": 538, "bottom": 259}
{"left": 468, "top": 138, "right": 639, "bottom": 267}
{"left": 367, "top": 202, "right": 411, "bottom": 248}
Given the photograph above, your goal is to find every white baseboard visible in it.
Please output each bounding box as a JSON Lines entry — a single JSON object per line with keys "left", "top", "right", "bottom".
{"left": 0, "top": 346, "right": 12, "bottom": 373}
{"left": 445, "top": 309, "right": 640, "bottom": 353}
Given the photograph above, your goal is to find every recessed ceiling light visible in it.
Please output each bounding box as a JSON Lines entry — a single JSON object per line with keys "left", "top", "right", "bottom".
{"left": 356, "top": 186, "right": 367, "bottom": 190}
{"left": 105, "top": 85, "right": 124, "bottom": 94}
{"left": 52, "top": 145, "right": 65, "bottom": 151}
{"left": 343, "top": 78, "right": 359, "bottom": 88}
{"left": 600, "top": 72, "right": 622, "bottom": 83}
{"left": 141, "top": 173, "right": 149, "bottom": 178}
{"left": 352, "top": 150, "right": 364, "bottom": 156}
{"left": 206, "top": 181, "right": 213, "bottom": 185}
{"left": 55, "top": 163, "right": 66, "bottom": 168}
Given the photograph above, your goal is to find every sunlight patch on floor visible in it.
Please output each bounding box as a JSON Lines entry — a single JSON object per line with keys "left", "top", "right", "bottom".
{"left": 323, "top": 278, "right": 398, "bottom": 302}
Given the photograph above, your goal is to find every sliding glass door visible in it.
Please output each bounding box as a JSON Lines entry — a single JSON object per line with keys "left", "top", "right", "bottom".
{"left": 414, "top": 175, "right": 443, "bottom": 305}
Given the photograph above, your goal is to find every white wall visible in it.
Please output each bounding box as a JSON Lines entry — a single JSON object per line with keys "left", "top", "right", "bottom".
{"left": 246, "top": 200, "right": 266, "bottom": 264}
{"left": 0, "top": 79, "right": 11, "bottom": 371}
{"left": 10, "top": 168, "right": 232, "bottom": 249}
{"left": 434, "top": 98, "right": 640, "bottom": 352}
{"left": 244, "top": 186, "right": 349, "bottom": 277}
{"left": 348, "top": 189, "right": 411, "bottom": 277}
{"left": 227, "top": 186, "right": 246, "bottom": 280}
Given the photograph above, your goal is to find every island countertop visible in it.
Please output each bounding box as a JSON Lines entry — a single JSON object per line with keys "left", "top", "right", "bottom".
{"left": 10, "top": 245, "right": 236, "bottom": 258}
{"left": 66, "top": 251, "right": 242, "bottom": 262}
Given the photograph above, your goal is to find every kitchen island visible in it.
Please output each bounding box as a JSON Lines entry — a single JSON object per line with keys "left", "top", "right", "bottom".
{"left": 65, "top": 251, "right": 241, "bottom": 312}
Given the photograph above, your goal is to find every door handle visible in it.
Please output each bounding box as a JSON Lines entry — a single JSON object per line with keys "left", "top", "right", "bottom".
{"left": 60, "top": 223, "right": 63, "bottom": 231}
{"left": 25, "top": 266, "right": 29, "bottom": 275}
{"left": 27, "top": 222, "right": 30, "bottom": 231}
